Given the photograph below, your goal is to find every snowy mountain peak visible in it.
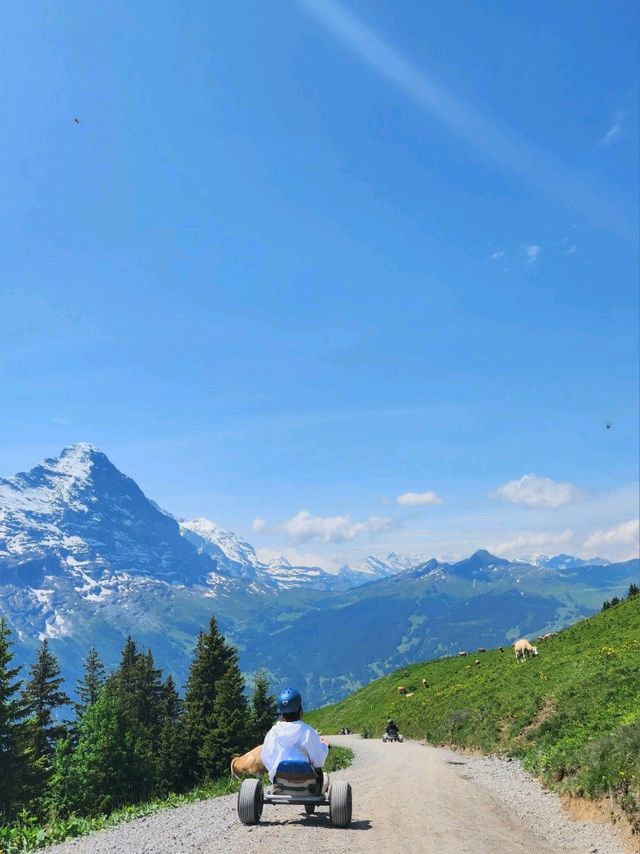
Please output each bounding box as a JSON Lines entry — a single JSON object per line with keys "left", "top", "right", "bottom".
{"left": 518, "top": 553, "right": 612, "bottom": 570}
{"left": 39, "top": 442, "right": 112, "bottom": 484}
{"left": 179, "top": 517, "right": 260, "bottom": 577}
{"left": 267, "top": 556, "right": 292, "bottom": 569}
{"left": 0, "top": 445, "right": 214, "bottom": 586}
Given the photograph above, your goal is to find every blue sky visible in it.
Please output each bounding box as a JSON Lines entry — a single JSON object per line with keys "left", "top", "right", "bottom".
{"left": 1, "top": 0, "right": 638, "bottom": 567}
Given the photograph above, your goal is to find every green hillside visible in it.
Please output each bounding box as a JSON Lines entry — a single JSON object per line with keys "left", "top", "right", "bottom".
{"left": 307, "top": 593, "right": 640, "bottom": 830}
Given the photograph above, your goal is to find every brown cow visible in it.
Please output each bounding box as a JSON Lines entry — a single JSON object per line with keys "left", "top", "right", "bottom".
{"left": 422, "top": 678, "right": 428, "bottom": 689}
{"left": 230, "top": 744, "right": 266, "bottom": 778}
{"left": 397, "top": 685, "right": 408, "bottom": 695}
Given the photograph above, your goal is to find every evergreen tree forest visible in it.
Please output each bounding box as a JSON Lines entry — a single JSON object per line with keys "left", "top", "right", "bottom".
{"left": 0, "top": 614, "right": 277, "bottom": 828}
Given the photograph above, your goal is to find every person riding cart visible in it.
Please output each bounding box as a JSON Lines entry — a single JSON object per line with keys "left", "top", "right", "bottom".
{"left": 261, "top": 688, "right": 330, "bottom": 793}
{"left": 385, "top": 719, "right": 399, "bottom": 738}
{"left": 238, "top": 687, "right": 352, "bottom": 828}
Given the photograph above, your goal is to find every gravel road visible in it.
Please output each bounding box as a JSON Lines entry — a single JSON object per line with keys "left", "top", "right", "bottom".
{"left": 47, "top": 736, "right": 630, "bottom": 854}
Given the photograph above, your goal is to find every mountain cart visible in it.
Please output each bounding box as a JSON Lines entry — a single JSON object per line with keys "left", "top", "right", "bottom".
{"left": 382, "top": 729, "right": 403, "bottom": 742}
{"left": 237, "top": 760, "right": 352, "bottom": 828}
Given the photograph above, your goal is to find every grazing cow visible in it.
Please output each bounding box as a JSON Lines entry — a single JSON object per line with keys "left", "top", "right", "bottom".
{"left": 499, "top": 647, "right": 505, "bottom": 653}
{"left": 514, "top": 638, "right": 538, "bottom": 662}
{"left": 474, "top": 659, "right": 481, "bottom": 666}
{"left": 477, "top": 648, "right": 487, "bottom": 653}
{"left": 458, "top": 651, "right": 467, "bottom": 657}
{"left": 230, "top": 744, "right": 266, "bottom": 778}
{"left": 397, "top": 685, "right": 408, "bottom": 695}
{"left": 422, "top": 678, "right": 428, "bottom": 689}
{"left": 404, "top": 670, "right": 410, "bottom": 677}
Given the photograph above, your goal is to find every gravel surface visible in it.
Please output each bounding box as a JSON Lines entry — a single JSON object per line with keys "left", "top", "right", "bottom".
{"left": 46, "top": 736, "right": 631, "bottom": 854}
{"left": 455, "top": 751, "right": 630, "bottom": 854}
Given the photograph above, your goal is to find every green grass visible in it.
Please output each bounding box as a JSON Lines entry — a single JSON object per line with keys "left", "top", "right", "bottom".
{"left": 0, "top": 746, "right": 354, "bottom": 853}
{"left": 307, "top": 596, "right": 640, "bottom": 829}
{"left": 325, "top": 744, "right": 354, "bottom": 772}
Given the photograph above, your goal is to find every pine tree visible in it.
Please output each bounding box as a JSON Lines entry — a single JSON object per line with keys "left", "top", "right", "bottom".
{"left": 249, "top": 670, "right": 277, "bottom": 744}
{"left": 22, "top": 639, "right": 70, "bottom": 764}
{"left": 136, "top": 649, "right": 164, "bottom": 748}
{"left": 628, "top": 583, "right": 639, "bottom": 599}
{"left": 198, "top": 648, "right": 248, "bottom": 780}
{"left": 75, "top": 643, "right": 105, "bottom": 718}
{"left": 157, "top": 675, "right": 186, "bottom": 794}
{"left": 110, "top": 639, "right": 163, "bottom": 746}
{"left": 183, "top": 617, "right": 230, "bottom": 783}
{"left": 0, "top": 617, "right": 31, "bottom": 821}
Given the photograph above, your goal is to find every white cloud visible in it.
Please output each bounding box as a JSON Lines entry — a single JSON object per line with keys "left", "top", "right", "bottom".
{"left": 491, "top": 529, "right": 573, "bottom": 558}
{"left": 252, "top": 517, "right": 268, "bottom": 534}
{"left": 584, "top": 518, "right": 639, "bottom": 551}
{"left": 281, "top": 509, "right": 392, "bottom": 544}
{"left": 599, "top": 111, "right": 625, "bottom": 147}
{"left": 491, "top": 250, "right": 505, "bottom": 260}
{"left": 564, "top": 245, "right": 577, "bottom": 255}
{"left": 492, "top": 474, "right": 583, "bottom": 509}
{"left": 396, "top": 491, "right": 443, "bottom": 507}
{"left": 524, "top": 244, "right": 540, "bottom": 263}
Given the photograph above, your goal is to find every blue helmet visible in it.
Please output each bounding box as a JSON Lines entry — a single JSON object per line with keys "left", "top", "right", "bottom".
{"left": 277, "top": 687, "right": 302, "bottom": 715}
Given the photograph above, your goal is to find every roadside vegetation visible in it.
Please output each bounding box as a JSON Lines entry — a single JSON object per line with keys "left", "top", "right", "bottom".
{"left": 0, "top": 614, "right": 294, "bottom": 852}
{"left": 0, "top": 746, "right": 353, "bottom": 853}
{"left": 307, "top": 587, "right": 640, "bottom": 832}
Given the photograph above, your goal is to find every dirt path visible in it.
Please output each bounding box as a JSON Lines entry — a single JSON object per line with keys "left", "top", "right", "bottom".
{"left": 49, "top": 736, "right": 629, "bottom": 854}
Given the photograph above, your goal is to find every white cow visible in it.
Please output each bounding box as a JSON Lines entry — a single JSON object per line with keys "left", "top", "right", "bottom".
{"left": 514, "top": 638, "right": 538, "bottom": 662}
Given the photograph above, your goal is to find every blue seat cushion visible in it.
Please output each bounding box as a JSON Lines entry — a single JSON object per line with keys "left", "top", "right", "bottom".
{"left": 273, "top": 760, "right": 319, "bottom": 792}
{"left": 275, "top": 760, "right": 316, "bottom": 778}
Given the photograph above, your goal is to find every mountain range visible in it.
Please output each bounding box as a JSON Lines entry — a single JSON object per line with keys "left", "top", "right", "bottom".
{"left": 1, "top": 444, "right": 636, "bottom": 707}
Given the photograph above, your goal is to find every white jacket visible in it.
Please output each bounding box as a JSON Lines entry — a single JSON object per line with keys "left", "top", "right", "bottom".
{"left": 261, "top": 720, "right": 329, "bottom": 781}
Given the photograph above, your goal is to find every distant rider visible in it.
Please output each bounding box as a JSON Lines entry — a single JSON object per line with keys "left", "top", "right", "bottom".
{"left": 261, "top": 687, "right": 330, "bottom": 790}
{"left": 385, "top": 718, "right": 399, "bottom": 738}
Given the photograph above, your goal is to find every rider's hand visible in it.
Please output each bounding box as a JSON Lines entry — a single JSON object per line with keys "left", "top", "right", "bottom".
{"left": 320, "top": 737, "right": 331, "bottom": 748}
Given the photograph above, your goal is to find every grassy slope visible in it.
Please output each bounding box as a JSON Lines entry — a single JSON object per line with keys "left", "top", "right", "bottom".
{"left": 307, "top": 596, "right": 640, "bottom": 828}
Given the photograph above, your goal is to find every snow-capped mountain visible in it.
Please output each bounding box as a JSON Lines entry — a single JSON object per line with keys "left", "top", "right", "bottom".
{"left": 0, "top": 443, "right": 222, "bottom": 588}
{"left": 0, "top": 444, "right": 416, "bottom": 601}
{"left": 519, "top": 553, "right": 611, "bottom": 570}
{"left": 179, "top": 517, "right": 262, "bottom": 581}
{"left": 260, "top": 556, "right": 341, "bottom": 590}
{"left": 178, "top": 517, "right": 423, "bottom": 591}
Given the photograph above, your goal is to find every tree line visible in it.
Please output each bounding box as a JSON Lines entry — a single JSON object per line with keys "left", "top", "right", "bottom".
{"left": 601, "top": 582, "right": 639, "bottom": 611}
{"left": 0, "top": 615, "right": 277, "bottom": 824}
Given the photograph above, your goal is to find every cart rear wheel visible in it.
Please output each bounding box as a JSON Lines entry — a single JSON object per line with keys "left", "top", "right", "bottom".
{"left": 238, "top": 779, "right": 263, "bottom": 825}
{"left": 329, "top": 781, "right": 352, "bottom": 827}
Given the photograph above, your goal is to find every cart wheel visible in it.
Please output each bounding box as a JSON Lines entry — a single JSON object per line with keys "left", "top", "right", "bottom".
{"left": 398, "top": 734, "right": 404, "bottom": 742}
{"left": 304, "top": 803, "right": 316, "bottom": 814}
{"left": 329, "top": 781, "right": 352, "bottom": 828}
{"left": 238, "top": 778, "right": 263, "bottom": 825}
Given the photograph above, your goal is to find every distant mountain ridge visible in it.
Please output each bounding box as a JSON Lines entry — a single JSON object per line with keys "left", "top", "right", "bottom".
{"left": 1, "top": 444, "right": 636, "bottom": 708}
